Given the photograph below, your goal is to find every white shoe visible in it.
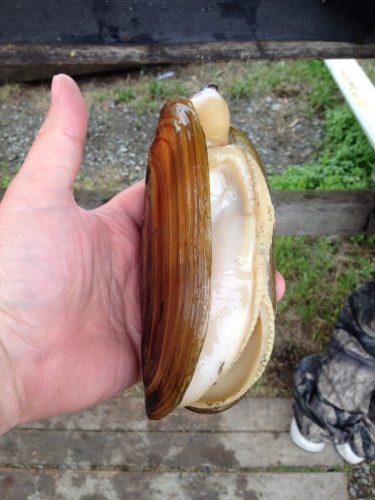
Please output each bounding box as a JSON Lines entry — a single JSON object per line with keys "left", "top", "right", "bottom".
{"left": 290, "top": 417, "right": 326, "bottom": 453}
{"left": 335, "top": 442, "right": 365, "bottom": 464}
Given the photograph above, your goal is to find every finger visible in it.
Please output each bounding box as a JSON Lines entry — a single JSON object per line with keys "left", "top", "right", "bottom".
{"left": 15, "top": 74, "right": 87, "bottom": 193}
{"left": 276, "top": 271, "right": 285, "bottom": 302}
{"left": 106, "top": 180, "right": 145, "bottom": 229}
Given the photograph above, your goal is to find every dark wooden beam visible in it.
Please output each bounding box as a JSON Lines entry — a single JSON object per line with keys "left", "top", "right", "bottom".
{"left": 1, "top": 188, "right": 373, "bottom": 235}
{"left": 2, "top": 40, "right": 375, "bottom": 82}
{"left": 2, "top": 0, "right": 375, "bottom": 81}
{"left": 2, "top": 0, "right": 374, "bottom": 45}
{"left": 3, "top": 41, "right": 375, "bottom": 66}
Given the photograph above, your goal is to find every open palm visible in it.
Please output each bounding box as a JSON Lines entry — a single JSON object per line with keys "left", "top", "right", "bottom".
{"left": 0, "top": 75, "right": 285, "bottom": 434}
{"left": 0, "top": 75, "right": 143, "bottom": 430}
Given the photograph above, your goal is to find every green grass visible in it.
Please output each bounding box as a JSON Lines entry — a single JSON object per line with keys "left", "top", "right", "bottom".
{"left": 125, "top": 78, "right": 190, "bottom": 114}
{"left": 227, "top": 60, "right": 375, "bottom": 190}
{"left": 253, "top": 61, "right": 375, "bottom": 190}
{"left": 148, "top": 79, "right": 188, "bottom": 101}
{"left": 74, "top": 173, "right": 94, "bottom": 190}
{"left": 365, "top": 65, "right": 375, "bottom": 84}
{"left": 228, "top": 60, "right": 340, "bottom": 113}
{"left": 360, "top": 60, "right": 375, "bottom": 85}
{"left": 0, "top": 161, "right": 11, "bottom": 188}
{"left": 269, "top": 105, "right": 375, "bottom": 190}
{"left": 114, "top": 87, "right": 136, "bottom": 103}
{"left": 275, "top": 235, "right": 375, "bottom": 345}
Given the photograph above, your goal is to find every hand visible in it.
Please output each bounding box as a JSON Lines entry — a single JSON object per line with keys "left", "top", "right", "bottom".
{"left": 0, "top": 75, "right": 143, "bottom": 433}
{"left": 276, "top": 272, "right": 285, "bottom": 303}
{"left": 0, "top": 75, "right": 285, "bottom": 435}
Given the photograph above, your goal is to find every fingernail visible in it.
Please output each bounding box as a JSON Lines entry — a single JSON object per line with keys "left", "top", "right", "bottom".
{"left": 51, "top": 75, "right": 61, "bottom": 103}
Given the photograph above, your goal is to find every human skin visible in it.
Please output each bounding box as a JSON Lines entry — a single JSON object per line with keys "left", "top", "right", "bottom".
{"left": 0, "top": 75, "right": 285, "bottom": 435}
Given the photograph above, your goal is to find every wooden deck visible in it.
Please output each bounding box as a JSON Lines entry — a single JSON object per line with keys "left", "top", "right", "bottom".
{"left": 0, "top": 396, "right": 348, "bottom": 499}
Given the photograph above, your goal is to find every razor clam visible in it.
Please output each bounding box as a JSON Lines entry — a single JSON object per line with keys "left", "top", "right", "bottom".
{"left": 141, "top": 86, "right": 275, "bottom": 420}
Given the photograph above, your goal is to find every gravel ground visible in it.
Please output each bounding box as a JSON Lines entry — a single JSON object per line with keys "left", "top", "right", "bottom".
{"left": 0, "top": 64, "right": 324, "bottom": 189}
{"left": 0, "top": 63, "right": 373, "bottom": 496}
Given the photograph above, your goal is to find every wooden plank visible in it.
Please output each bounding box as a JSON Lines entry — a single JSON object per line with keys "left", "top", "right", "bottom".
{"left": 2, "top": 0, "right": 374, "bottom": 45}
{"left": 272, "top": 189, "right": 375, "bottom": 235}
{"left": 2, "top": 42, "right": 375, "bottom": 82}
{"left": 0, "top": 429, "right": 342, "bottom": 468}
{"left": 1, "top": 41, "right": 375, "bottom": 67}
{"left": 0, "top": 470, "right": 349, "bottom": 500}
{"left": 2, "top": 0, "right": 374, "bottom": 81}
{"left": 3, "top": 188, "right": 373, "bottom": 235}
{"left": 1, "top": 188, "right": 373, "bottom": 234}
{"left": 22, "top": 397, "right": 292, "bottom": 432}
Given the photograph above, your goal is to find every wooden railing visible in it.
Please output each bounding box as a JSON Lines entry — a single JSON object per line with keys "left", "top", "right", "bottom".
{"left": 2, "top": 188, "right": 373, "bottom": 236}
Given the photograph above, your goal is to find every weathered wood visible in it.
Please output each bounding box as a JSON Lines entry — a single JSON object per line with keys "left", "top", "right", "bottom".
{"left": 0, "top": 429, "right": 342, "bottom": 468}
{"left": 0, "top": 470, "right": 349, "bottom": 500}
{"left": 2, "top": 0, "right": 374, "bottom": 81}
{"left": 2, "top": 42, "right": 375, "bottom": 82}
{"left": 2, "top": 41, "right": 375, "bottom": 66}
{"left": 0, "top": 399, "right": 347, "bottom": 497}
{"left": 66, "top": 187, "right": 375, "bottom": 236}
{"left": 2, "top": 0, "right": 374, "bottom": 45}
{"left": 272, "top": 189, "right": 375, "bottom": 235}
{"left": 21, "top": 396, "right": 292, "bottom": 433}
{"left": 1, "top": 188, "right": 373, "bottom": 235}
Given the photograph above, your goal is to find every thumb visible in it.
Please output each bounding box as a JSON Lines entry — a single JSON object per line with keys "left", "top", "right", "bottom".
{"left": 15, "top": 74, "right": 87, "bottom": 193}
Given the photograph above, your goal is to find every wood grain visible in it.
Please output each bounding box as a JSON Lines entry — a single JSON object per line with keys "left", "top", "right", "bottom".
{"left": 2, "top": 41, "right": 375, "bottom": 82}
{"left": 2, "top": 0, "right": 374, "bottom": 82}
{"left": 21, "top": 396, "right": 292, "bottom": 432}
{"left": 2, "top": 0, "right": 374, "bottom": 45}
{"left": 0, "top": 398, "right": 348, "bottom": 497}
{"left": 0, "top": 470, "right": 349, "bottom": 500}
{"left": 272, "top": 189, "right": 375, "bottom": 236}
{"left": 0, "top": 429, "right": 342, "bottom": 469}
{"left": 2, "top": 42, "right": 375, "bottom": 67}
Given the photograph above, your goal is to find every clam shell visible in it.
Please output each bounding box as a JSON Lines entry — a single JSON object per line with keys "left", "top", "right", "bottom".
{"left": 141, "top": 99, "right": 212, "bottom": 420}
{"left": 229, "top": 127, "right": 277, "bottom": 312}
{"left": 142, "top": 96, "right": 276, "bottom": 419}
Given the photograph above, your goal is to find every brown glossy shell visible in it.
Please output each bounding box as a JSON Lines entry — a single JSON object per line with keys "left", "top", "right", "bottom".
{"left": 141, "top": 98, "right": 212, "bottom": 420}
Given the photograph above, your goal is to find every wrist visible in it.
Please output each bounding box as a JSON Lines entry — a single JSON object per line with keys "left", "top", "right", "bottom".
{"left": 0, "top": 341, "right": 23, "bottom": 436}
